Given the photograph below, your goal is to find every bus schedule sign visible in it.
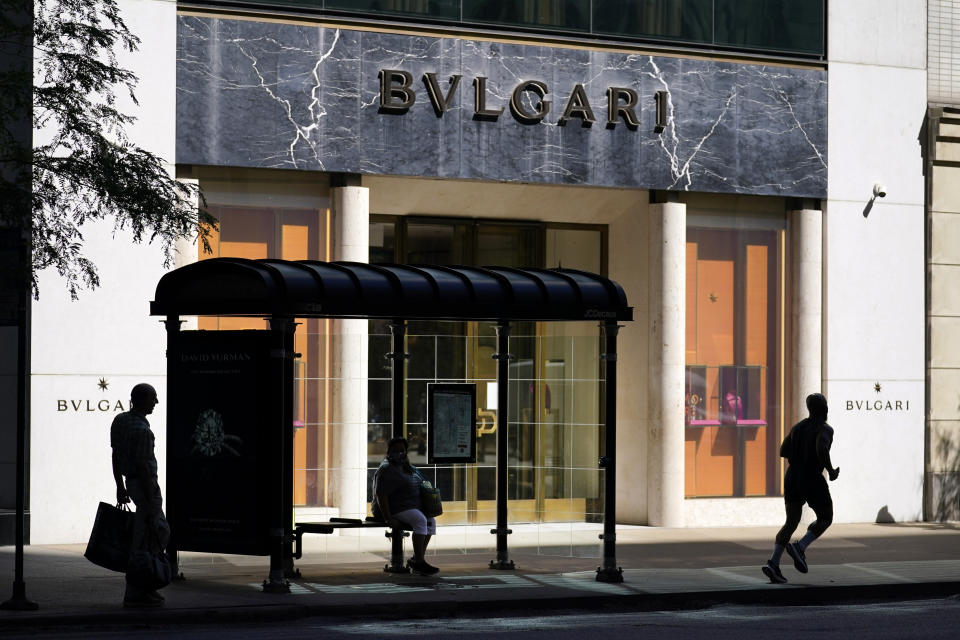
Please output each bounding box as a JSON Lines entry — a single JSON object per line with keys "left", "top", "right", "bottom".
{"left": 427, "top": 383, "right": 476, "bottom": 464}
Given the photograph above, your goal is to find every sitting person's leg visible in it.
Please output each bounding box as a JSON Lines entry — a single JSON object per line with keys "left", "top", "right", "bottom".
{"left": 393, "top": 509, "right": 438, "bottom": 574}
{"left": 422, "top": 516, "right": 437, "bottom": 554}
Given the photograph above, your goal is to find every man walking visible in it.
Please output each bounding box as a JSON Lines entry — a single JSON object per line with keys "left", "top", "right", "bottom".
{"left": 111, "top": 383, "right": 168, "bottom": 607}
{"left": 763, "top": 392, "right": 840, "bottom": 584}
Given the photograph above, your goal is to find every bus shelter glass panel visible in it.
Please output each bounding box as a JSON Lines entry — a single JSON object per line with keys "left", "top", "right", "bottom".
{"left": 365, "top": 321, "right": 604, "bottom": 536}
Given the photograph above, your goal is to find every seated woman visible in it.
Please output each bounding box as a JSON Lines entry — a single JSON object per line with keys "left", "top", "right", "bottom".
{"left": 372, "top": 436, "right": 439, "bottom": 575}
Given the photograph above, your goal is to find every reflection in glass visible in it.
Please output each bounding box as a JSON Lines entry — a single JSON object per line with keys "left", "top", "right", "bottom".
{"left": 238, "top": 0, "right": 824, "bottom": 57}
{"left": 714, "top": 0, "right": 823, "bottom": 55}
{"left": 463, "top": 0, "right": 590, "bottom": 31}
{"left": 326, "top": 0, "right": 460, "bottom": 20}
{"left": 593, "top": 0, "right": 711, "bottom": 43}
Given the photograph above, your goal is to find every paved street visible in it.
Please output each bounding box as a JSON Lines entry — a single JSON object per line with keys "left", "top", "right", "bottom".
{"left": 5, "top": 598, "right": 960, "bottom": 639}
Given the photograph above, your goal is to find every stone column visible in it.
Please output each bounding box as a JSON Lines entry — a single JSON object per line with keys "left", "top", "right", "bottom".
{"left": 647, "top": 201, "right": 686, "bottom": 527}
{"left": 789, "top": 208, "right": 823, "bottom": 425}
{"left": 329, "top": 182, "right": 369, "bottom": 519}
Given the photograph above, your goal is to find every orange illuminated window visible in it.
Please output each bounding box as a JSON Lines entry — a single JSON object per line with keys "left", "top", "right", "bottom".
{"left": 199, "top": 205, "right": 333, "bottom": 508}
{"left": 684, "top": 223, "right": 786, "bottom": 498}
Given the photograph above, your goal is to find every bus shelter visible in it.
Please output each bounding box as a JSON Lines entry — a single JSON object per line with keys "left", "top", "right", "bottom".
{"left": 151, "top": 258, "right": 632, "bottom": 589}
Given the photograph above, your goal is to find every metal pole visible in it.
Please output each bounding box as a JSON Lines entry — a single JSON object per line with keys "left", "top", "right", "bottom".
{"left": 1, "top": 228, "right": 37, "bottom": 611}
{"left": 264, "top": 317, "right": 295, "bottom": 592}
{"left": 164, "top": 315, "right": 184, "bottom": 581}
{"left": 1, "top": 1, "right": 37, "bottom": 611}
{"left": 384, "top": 320, "right": 410, "bottom": 574}
{"left": 597, "top": 321, "right": 623, "bottom": 583}
{"left": 281, "top": 320, "right": 297, "bottom": 580}
{"left": 388, "top": 320, "right": 407, "bottom": 441}
{"left": 490, "top": 321, "right": 514, "bottom": 570}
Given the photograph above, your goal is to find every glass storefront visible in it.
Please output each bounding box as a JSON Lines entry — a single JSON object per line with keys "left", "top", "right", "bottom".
{"left": 213, "top": 1, "right": 826, "bottom": 58}
{"left": 193, "top": 175, "right": 608, "bottom": 524}
{"left": 684, "top": 211, "right": 787, "bottom": 498}
{"left": 189, "top": 167, "right": 793, "bottom": 516}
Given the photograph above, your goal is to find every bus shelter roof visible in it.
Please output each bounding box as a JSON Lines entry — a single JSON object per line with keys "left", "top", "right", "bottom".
{"left": 150, "top": 258, "right": 632, "bottom": 322}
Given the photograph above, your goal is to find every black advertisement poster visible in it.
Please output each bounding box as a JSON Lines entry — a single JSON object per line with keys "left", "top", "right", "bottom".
{"left": 168, "top": 330, "right": 281, "bottom": 555}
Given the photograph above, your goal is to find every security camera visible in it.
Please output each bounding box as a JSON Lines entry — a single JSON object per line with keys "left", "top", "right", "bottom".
{"left": 873, "top": 183, "right": 887, "bottom": 199}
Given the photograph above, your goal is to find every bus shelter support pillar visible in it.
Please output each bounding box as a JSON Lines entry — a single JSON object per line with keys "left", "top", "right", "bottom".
{"left": 163, "top": 314, "right": 185, "bottom": 582}
{"left": 264, "top": 316, "right": 296, "bottom": 592}
{"left": 384, "top": 319, "right": 411, "bottom": 574}
{"left": 597, "top": 321, "right": 624, "bottom": 583}
{"left": 490, "top": 320, "right": 515, "bottom": 570}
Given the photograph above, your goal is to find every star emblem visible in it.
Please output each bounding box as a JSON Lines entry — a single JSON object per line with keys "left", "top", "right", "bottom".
{"left": 874, "top": 382, "right": 881, "bottom": 393}
{"left": 98, "top": 377, "right": 109, "bottom": 392}
{"left": 709, "top": 293, "right": 718, "bottom": 302}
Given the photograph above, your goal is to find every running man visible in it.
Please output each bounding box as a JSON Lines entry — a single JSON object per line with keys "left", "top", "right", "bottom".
{"left": 763, "top": 393, "right": 840, "bottom": 584}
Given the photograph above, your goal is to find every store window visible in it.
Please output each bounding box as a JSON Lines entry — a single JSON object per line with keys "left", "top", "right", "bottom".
{"left": 199, "top": 203, "right": 336, "bottom": 508}
{"left": 684, "top": 212, "right": 786, "bottom": 497}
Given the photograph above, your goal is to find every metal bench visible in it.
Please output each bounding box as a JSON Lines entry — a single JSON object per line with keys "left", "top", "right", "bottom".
{"left": 293, "top": 516, "right": 412, "bottom": 573}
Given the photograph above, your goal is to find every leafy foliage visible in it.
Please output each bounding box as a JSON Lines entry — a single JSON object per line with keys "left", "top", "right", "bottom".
{"left": 0, "top": 0, "right": 212, "bottom": 298}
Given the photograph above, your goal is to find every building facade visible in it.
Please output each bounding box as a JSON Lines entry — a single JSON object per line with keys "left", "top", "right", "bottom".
{"left": 926, "top": 0, "right": 960, "bottom": 522}
{"left": 1, "top": 0, "right": 933, "bottom": 545}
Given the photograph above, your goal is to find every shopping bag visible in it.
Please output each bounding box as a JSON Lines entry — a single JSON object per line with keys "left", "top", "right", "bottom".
{"left": 84, "top": 502, "right": 133, "bottom": 572}
{"left": 126, "top": 515, "right": 172, "bottom": 591}
{"left": 126, "top": 547, "right": 172, "bottom": 591}
{"left": 419, "top": 481, "right": 443, "bottom": 517}
{"left": 415, "top": 469, "right": 443, "bottom": 518}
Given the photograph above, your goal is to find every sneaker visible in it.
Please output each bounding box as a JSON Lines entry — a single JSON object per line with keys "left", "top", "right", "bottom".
{"left": 761, "top": 560, "right": 787, "bottom": 584}
{"left": 147, "top": 590, "right": 165, "bottom": 602}
{"left": 785, "top": 542, "right": 808, "bottom": 574}
{"left": 408, "top": 559, "right": 439, "bottom": 576}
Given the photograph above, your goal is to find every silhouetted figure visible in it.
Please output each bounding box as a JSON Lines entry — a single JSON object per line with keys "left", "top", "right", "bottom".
{"left": 373, "top": 436, "right": 439, "bottom": 576}
{"left": 762, "top": 393, "right": 840, "bottom": 584}
{"left": 111, "top": 383, "right": 168, "bottom": 607}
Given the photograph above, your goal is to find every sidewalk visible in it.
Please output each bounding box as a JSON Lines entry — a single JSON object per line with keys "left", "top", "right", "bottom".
{"left": 2, "top": 522, "right": 960, "bottom": 630}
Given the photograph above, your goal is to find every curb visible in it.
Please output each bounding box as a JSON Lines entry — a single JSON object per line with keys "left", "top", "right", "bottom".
{"left": 3, "top": 581, "right": 960, "bottom": 631}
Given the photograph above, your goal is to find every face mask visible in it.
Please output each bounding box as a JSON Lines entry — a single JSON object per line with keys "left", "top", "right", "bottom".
{"left": 388, "top": 451, "right": 407, "bottom": 464}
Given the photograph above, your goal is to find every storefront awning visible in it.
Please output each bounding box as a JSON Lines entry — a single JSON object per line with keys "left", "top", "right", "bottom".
{"left": 151, "top": 258, "right": 632, "bottom": 322}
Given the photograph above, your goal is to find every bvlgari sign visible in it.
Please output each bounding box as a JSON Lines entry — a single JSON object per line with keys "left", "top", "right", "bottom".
{"left": 843, "top": 382, "right": 911, "bottom": 412}
{"left": 57, "top": 378, "right": 126, "bottom": 412}
{"left": 379, "top": 69, "right": 668, "bottom": 130}
{"left": 176, "top": 16, "right": 828, "bottom": 198}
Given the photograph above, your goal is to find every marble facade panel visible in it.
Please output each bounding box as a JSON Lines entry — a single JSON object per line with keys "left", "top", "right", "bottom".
{"left": 177, "top": 16, "right": 827, "bottom": 197}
